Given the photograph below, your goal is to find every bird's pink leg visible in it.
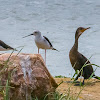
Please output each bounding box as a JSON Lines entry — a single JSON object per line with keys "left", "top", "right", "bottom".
{"left": 45, "top": 49, "right": 46, "bottom": 64}
{"left": 38, "top": 48, "right": 39, "bottom": 54}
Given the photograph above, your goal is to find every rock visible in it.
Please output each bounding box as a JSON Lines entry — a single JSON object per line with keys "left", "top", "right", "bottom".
{"left": 0, "top": 53, "right": 58, "bottom": 100}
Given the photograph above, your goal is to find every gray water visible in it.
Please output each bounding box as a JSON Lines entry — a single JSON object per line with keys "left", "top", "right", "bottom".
{"left": 0, "top": 0, "right": 100, "bottom": 77}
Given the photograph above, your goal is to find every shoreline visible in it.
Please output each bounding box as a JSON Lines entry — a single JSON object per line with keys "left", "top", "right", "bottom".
{"left": 55, "top": 78, "right": 100, "bottom": 100}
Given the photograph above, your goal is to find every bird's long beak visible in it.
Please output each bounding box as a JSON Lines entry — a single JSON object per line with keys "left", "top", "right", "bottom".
{"left": 81, "top": 27, "right": 90, "bottom": 33}
{"left": 23, "top": 34, "right": 34, "bottom": 38}
{"left": 85, "top": 27, "right": 90, "bottom": 30}
{"left": 79, "top": 27, "right": 90, "bottom": 37}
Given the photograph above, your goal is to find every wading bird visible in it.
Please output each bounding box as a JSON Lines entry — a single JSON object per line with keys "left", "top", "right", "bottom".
{"left": 0, "top": 40, "right": 15, "bottom": 51}
{"left": 69, "top": 27, "right": 100, "bottom": 84}
{"left": 23, "top": 31, "right": 58, "bottom": 63}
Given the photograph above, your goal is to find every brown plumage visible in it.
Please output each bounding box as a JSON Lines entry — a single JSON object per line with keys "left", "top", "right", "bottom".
{"left": 69, "top": 27, "right": 100, "bottom": 84}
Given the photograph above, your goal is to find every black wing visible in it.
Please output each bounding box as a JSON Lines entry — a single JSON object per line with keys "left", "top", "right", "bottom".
{"left": 0, "top": 40, "right": 14, "bottom": 49}
{"left": 43, "top": 36, "right": 53, "bottom": 47}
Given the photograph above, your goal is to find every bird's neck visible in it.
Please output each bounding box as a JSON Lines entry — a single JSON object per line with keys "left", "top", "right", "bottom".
{"left": 71, "top": 37, "right": 78, "bottom": 52}
{"left": 35, "top": 35, "right": 42, "bottom": 39}
{"left": 35, "top": 35, "right": 42, "bottom": 42}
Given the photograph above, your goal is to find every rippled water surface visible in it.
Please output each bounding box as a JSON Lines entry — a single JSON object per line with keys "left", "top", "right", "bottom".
{"left": 0, "top": 0, "right": 100, "bottom": 77}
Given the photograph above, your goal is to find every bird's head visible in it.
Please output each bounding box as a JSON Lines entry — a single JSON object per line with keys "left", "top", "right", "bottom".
{"left": 75, "top": 27, "right": 90, "bottom": 39}
{"left": 23, "top": 31, "right": 41, "bottom": 38}
{"left": 32, "top": 31, "right": 41, "bottom": 36}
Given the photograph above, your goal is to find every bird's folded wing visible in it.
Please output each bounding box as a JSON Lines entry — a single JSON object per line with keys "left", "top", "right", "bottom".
{"left": 0, "top": 40, "right": 14, "bottom": 49}
{"left": 43, "top": 36, "right": 53, "bottom": 47}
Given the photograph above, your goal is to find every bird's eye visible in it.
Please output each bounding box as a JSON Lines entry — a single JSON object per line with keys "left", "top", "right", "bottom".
{"left": 80, "top": 28, "right": 83, "bottom": 30}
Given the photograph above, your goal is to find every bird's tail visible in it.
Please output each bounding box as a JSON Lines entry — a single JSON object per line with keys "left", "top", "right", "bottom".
{"left": 12, "top": 48, "right": 18, "bottom": 51}
{"left": 7, "top": 48, "right": 17, "bottom": 51}
{"left": 93, "top": 75, "right": 100, "bottom": 80}
{"left": 52, "top": 48, "right": 59, "bottom": 52}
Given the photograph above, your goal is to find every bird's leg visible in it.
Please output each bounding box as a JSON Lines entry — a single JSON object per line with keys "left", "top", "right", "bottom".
{"left": 82, "top": 79, "right": 85, "bottom": 85}
{"left": 45, "top": 49, "right": 46, "bottom": 64}
{"left": 38, "top": 48, "right": 39, "bottom": 54}
{"left": 74, "top": 73, "right": 80, "bottom": 82}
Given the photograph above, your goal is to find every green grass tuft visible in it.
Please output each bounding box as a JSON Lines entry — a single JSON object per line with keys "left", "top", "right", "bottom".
{"left": 55, "top": 75, "right": 67, "bottom": 78}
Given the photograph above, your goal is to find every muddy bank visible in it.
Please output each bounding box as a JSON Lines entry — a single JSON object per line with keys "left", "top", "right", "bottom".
{"left": 55, "top": 78, "right": 100, "bottom": 100}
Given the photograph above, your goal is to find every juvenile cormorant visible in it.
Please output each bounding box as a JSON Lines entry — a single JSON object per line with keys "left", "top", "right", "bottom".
{"left": 69, "top": 27, "right": 100, "bottom": 84}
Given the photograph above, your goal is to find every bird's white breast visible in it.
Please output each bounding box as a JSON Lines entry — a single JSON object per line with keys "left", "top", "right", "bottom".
{"left": 0, "top": 46, "right": 8, "bottom": 51}
{"left": 35, "top": 36, "right": 51, "bottom": 49}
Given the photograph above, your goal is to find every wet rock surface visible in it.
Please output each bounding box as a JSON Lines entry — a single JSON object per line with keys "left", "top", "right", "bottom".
{"left": 0, "top": 53, "right": 58, "bottom": 100}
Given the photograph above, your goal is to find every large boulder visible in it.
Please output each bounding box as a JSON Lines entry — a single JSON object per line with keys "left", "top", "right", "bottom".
{"left": 0, "top": 53, "right": 58, "bottom": 100}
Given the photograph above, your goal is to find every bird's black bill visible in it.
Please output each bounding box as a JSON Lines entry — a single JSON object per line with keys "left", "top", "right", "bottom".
{"left": 23, "top": 34, "right": 34, "bottom": 38}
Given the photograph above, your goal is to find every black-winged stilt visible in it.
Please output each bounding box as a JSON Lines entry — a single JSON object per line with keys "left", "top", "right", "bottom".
{"left": 0, "top": 40, "right": 15, "bottom": 51}
{"left": 23, "top": 31, "right": 58, "bottom": 63}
